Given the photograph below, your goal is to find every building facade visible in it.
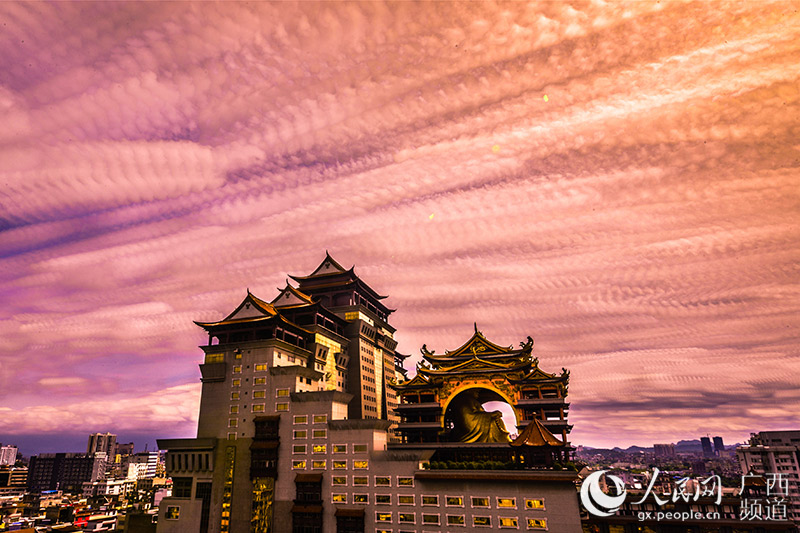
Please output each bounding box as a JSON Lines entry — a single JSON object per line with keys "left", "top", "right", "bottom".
{"left": 88, "top": 432, "right": 118, "bottom": 458}
{"left": 156, "top": 255, "right": 581, "bottom": 533}
{"left": 26, "top": 453, "right": 106, "bottom": 493}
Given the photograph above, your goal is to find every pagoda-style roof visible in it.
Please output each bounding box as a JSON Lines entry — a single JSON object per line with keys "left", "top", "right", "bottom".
{"left": 418, "top": 355, "right": 530, "bottom": 376}
{"left": 421, "top": 326, "right": 533, "bottom": 365}
{"left": 271, "top": 282, "right": 316, "bottom": 308}
{"left": 508, "top": 365, "right": 570, "bottom": 385}
{"left": 194, "top": 290, "right": 277, "bottom": 328}
{"left": 289, "top": 251, "right": 350, "bottom": 280}
{"left": 289, "top": 252, "right": 390, "bottom": 302}
{"left": 510, "top": 418, "right": 564, "bottom": 447}
{"left": 393, "top": 373, "right": 432, "bottom": 389}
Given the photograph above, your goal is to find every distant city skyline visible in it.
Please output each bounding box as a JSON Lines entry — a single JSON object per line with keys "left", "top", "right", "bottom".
{"left": 1, "top": 2, "right": 798, "bottom": 452}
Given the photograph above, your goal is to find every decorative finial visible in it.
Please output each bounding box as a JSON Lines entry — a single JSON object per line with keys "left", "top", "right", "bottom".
{"left": 474, "top": 322, "right": 478, "bottom": 334}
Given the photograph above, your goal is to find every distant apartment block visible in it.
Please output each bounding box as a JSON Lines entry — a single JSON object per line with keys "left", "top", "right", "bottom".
{"left": 653, "top": 443, "right": 675, "bottom": 458}
{"left": 27, "top": 453, "right": 106, "bottom": 493}
{"left": 87, "top": 432, "right": 117, "bottom": 457}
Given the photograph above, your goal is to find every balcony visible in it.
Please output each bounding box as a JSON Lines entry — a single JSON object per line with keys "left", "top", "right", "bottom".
{"left": 199, "top": 362, "right": 226, "bottom": 383}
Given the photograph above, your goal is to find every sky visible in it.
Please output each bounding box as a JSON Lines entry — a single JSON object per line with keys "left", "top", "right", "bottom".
{"left": 0, "top": 1, "right": 798, "bottom": 455}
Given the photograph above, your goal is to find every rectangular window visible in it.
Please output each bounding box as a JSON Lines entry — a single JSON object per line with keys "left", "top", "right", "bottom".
{"left": 255, "top": 363, "right": 267, "bottom": 371}
{"left": 293, "top": 430, "right": 307, "bottom": 439}
{"left": 497, "top": 497, "right": 516, "bottom": 509}
{"left": 397, "top": 477, "right": 414, "bottom": 487}
{"left": 234, "top": 351, "right": 242, "bottom": 359}
{"left": 375, "top": 476, "right": 391, "bottom": 486}
{"left": 399, "top": 513, "right": 415, "bottom": 524}
{"left": 332, "top": 476, "right": 347, "bottom": 486}
{"left": 471, "top": 496, "right": 490, "bottom": 508}
{"left": 447, "top": 515, "right": 465, "bottom": 527}
{"left": 230, "top": 392, "right": 240, "bottom": 400}
{"left": 525, "top": 499, "right": 545, "bottom": 510}
{"left": 446, "top": 496, "right": 463, "bottom": 507}
{"left": 422, "top": 513, "right": 440, "bottom": 525}
{"left": 292, "top": 460, "right": 306, "bottom": 470}
{"left": 422, "top": 495, "right": 439, "bottom": 506}
{"left": 254, "top": 377, "right": 266, "bottom": 385}
{"left": 398, "top": 495, "right": 415, "bottom": 505}
{"left": 353, "top": 494, "right": 368, "bottom": 504}
{"left": 353, "top": 444, "right": 368, "bottom": 453}
{"left": 228, "top": 419, "right": 238, "bottom": 428}
{"left": 253, "top": 391, "right": 266, "bottom": 399}
{"left": 312, "top": 429, "right": 327, "bottom": 438}
{"left": 165, "top": 506, "right": 180, "bottom": 520}
{"left": 293, "top": 415, "right": 308, "bottom": 424}
{"left": 276, "top": 403, "right": 289, "bottom": 411}
{"left": 231, "top": 378, "right": 241, "bottom": 387}
{"left": 276, "top": 388, "right": 290, "bottom": 397}
{"left": 474, "top": 516, "right": 492, "bottom": 527}
{"left": 227, "top": 432, "right": 236, "bottom": 440}
{"left": 232, "top": 365, "right": 242, "bottom": 373}
{"left": 229, "top": 405, "right": 239, "bottom": 414}
{"left": 352, "top": 476, "right": 368, "bottom": 486}
{"left": 252, "top": 404, "right": 265, "bottom": 412}
{"left": 499, "top": 517, "right": 519, "bottom": 529}
{"left": 313, "top": 414, "right": 328, "bottom": 423}
{"left": 204, "top": 353, "right": 224, "bottom": 364}
{"left": 375, "top": 494, "right": 391, "bottom": 505}
{"left": 172, "top": 477, "right": 192, "bottom": 498}
{"left": 376, "top": 512, "right": 392, "bottom": 523}
{"left": 293, "top": 445, "right": 306, "bottom": 454}
{"left": 333, "top": 444, "right": 347, "bottom": 454}
{"left": 527, "top": 518, "right": 547, "bottom": 530}
{"left": 353, "top": 460, "right": 368, "bottom": 469}
{"left": 332, "top": 493, "right": 347, "bottom": 503}
{"left": 312, "top": 444, "right": 326, "bottom": 454}
{"left": 312, "top": 460, "right": 326, "bottom": 469}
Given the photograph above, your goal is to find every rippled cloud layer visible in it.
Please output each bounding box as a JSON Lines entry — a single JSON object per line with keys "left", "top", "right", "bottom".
{"left": 1, "top": 1, "right": 798, "bottom": 451}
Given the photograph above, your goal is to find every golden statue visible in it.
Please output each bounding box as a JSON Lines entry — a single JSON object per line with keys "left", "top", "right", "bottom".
{"left": 449, "top": 389, "right": 511, "bottom": 443}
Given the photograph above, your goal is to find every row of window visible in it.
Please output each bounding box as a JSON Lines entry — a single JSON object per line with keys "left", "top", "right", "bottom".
{"left": 232, "top": 364, "right": 268, "bottom": 373}
{"left": 231, "top": 377, "right": 267, "bottom": 387}
{"left": 293, "top": 414, "right": 328, "bottom": 424}
{"left": 293, "top": 429, "right": 328, "bottom": 439}
{"left": 326, "top": 475, "right": 415, "bottom": 487}
{"left": 372, "top": 513, "right": 546, "bottom": 529}
{"left": 290, "top": 459, "right": 370, "bottom": 470}
{"left": 327, "top": 494, "right": 544, "bottom": 510}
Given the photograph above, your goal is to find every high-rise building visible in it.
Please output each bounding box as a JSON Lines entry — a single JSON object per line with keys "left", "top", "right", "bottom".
{"left": 713, "top": 436, "right": 725, "bottom": 455}
{"left": 0, "top": 445, "right": 18, "bottom": 466}
{"left": 27, "top": 453, "right": 106, "bottom": 493}
{"left": 87, "top": 432, "right": 117, "bottom": 457}
{"left": 701, "top": 436, "right": 714, "bottom": 457}
{"left": 653, "top": 443, "right": 676, "bottom": 459}
{"left": 156, "top": 255, "right": 581, "bottom": 533}
{"left": 737, "top": 430, "right": 800, "bottom": 524}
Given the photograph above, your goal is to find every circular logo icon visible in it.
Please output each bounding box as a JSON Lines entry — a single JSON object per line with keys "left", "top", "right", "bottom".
{"left": 580, "top": 470, "right": 627, "bottom": 517}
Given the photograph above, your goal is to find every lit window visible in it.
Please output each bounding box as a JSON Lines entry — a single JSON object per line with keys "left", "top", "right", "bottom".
{"left": 276, "top": 403, "right": 289, "bottom": 411}
{"left": 313, "top": 414, "right": 327, "bottom": 423}
{"left": 447, "top": 515, "right": 466, "bottom": 527}
{"left": 376, "top": 512, "right": 392, "bottom": 523}
{"left": 525, "top": 499, "right": 545, "bottom": 510}
{"left": 499, "top": 517, "right": 519, "bottom": 529}
{"left": 446, "top": 496, "right": 463, "bottom": 507}
{"left": 312, "top": 429, "right": 326, "bottom": 438}
{"left": 527, "top": 518, "right": 547, "bottom": 530}
{"left": 255, "top": 363, "right": 267, "bottom": 372}
{"left": 333, "top": 461, "right": 347, "bottom": 470}
{"left": 228, "top": 419, "right": 238, "bottom": 428}
{"left": 375, "top": 476, "right": 391, "bottom": 486}
{"left": 227, "top": 432, "right": 236, "bottom": 440}
{"left": 229, "top": 406, "right": 239, "bottom": 414}
{"left": 234, "top": 351, "right": 242, "bottom": 360}
{"left": 472, "top": 497, "right": 490, "bottom": 508}
{"left": 399, "top": 513, "right": 415, "bottom": 524}
{"left": 353, "top": 460, "right": 368, "bottom": 469}
{"left": 423, "top": 514, "right": 440, "bottom": 525}
{"left": 376, "top": 494, "right": 391, "bottom": 505}
{"left": 312, "top": 444, "right": 326, "bottom": 454}
{"left": 293, "top": 415, "right": 308, "bottom": 424}
{"left": 252, "top": 404, "right": 264, "bottom": 412}
{"left": 353, "top": 444, "right": 368, "bottom": 453}
{"left": 312, "top": 460, "right": 326, "bottom": 469}
{"left": 397, "top": 477, "right": 414, "bottom": 487}
{"left": 254, "top": 377, "right": 266, "bottom": 385}
{"left": 332, "top": 476, "right": 347, "bottom": 486}
{"left": 332, "top": 494, "right": 347, "bottom": 503}
{"left": 422, "top": 495, "right": 439, "bottom": 506}
{"left": 253, "top": 391, "right": 266, "bottom": 399}
{"left": 231, "top": 392, "right": 240, "bottom": 400}
{"left": 232, "top": 365, "right": 242, "bottom": 373}
{"left": 474, "top": 516, "right": 492, "bottom": 527}
{"left": 333, "top": 444, "right": 347, "bottom": 454}
{"left": 293, "top": 430, "right": 307, "bottom": 439}
{"left": 293, "top": 445, "right": 306, "bottom": 454}
{"left": 276, "top": 388, "right": 290, "bottom": 397}
{"left": 231, "top": 378, "right": 241, "bottom": 387}
{"left": 353, "top": 494, "right": 368, "bottom": 504}
{"left": 164, "top": 506, "right": 180, "bottom": 520}
{"left": 204, "top": 353, "right": 224, "bottom": 364}
{"left": 353, "top": 476, "right": 368, "bottom": 486}
{"left": 398, "top": 495, "right": 414, "bottom": 505}
{"left": 292, "top": 460, "right": 306, "bottom": 470}
{"left": 497, "top": 497, "right": 516, "bottom": 509}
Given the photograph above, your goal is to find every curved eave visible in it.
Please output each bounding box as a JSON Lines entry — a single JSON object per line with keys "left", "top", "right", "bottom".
{"left": 418, "top": 362, "right": 530, "bottom": 376}
{"left": 195, "top": 313, "right": 315, "bottom": 336}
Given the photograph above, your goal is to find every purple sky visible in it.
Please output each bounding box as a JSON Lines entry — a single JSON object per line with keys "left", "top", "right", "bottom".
{"left": 1, "top": 2, "right": 799, "bottom": 454}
